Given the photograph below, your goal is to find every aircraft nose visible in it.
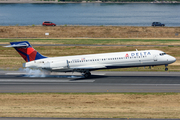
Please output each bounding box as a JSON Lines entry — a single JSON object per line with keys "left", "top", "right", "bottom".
{"left": 169, "top": 56, "right": 176, "bottom": 63}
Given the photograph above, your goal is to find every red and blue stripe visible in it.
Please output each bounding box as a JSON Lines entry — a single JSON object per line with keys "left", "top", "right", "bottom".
{"left": 10, "top": 41, "right": 47, "bottom": 62}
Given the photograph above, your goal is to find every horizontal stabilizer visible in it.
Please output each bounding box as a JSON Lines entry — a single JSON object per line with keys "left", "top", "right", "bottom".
{"left": 4, "top": 43, "right": 28, "bottom": 48}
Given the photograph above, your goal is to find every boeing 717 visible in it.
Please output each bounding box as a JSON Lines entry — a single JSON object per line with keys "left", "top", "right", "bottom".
{"left": 5, "top": 41, "right": 176, "bottom": 78}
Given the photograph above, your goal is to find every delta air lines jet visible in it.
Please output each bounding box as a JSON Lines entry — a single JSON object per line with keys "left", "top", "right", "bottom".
{"left": 5, "top": 41, "right": 176, "bottom": 78}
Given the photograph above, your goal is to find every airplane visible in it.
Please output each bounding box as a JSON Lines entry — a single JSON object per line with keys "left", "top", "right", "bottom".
{"left": 5, "top": 41, "right": 176, "bottom": 78}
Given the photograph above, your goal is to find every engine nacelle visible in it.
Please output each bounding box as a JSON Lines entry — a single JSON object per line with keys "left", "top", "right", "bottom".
{"left": 49, "top": 60, "right": 69, "bottom": 70}
{"left": 23, "top": 60, "right": 69, "bottom": 71}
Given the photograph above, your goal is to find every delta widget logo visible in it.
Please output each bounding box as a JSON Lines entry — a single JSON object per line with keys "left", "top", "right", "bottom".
{"left": 125, "top": 53, "right": 129, "bottom": 57}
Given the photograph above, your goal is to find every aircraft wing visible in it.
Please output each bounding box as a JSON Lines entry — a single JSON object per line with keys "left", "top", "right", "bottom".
{"left": 70, "top": 65, "right": 107, "bottom": 70}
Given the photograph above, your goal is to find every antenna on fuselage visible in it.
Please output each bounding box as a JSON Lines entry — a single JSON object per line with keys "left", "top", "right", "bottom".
{"left": 136, "top": 49, "right": 138, "bottom": 51}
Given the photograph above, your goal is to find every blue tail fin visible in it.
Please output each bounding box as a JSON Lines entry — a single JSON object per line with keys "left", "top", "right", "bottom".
{"left": 6, "top": 41, "right": 47, "bottom": 62}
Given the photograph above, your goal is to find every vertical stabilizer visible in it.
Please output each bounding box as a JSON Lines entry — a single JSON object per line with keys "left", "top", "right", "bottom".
{"left": 5, "top": 41, "right": 47, "bottom": 62}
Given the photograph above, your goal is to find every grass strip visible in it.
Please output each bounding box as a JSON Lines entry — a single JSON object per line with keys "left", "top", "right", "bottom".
{"left": 0, "top": 92, "right": 180, "bottom": 118}
{"left": 1, "top": 38, "right": 180, "bottom": 45}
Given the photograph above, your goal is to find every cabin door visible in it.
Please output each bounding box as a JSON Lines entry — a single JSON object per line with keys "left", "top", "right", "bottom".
{"left": 153, "top": 55, "right": 157, "bottom": 61}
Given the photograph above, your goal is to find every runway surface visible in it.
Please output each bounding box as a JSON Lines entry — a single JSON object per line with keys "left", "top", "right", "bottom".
{"left": 0, "top": 71, "right": 180, "bottom": 93}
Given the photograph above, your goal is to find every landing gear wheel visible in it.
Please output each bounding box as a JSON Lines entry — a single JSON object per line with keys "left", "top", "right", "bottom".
{"left": 165, "top": 68, "right": 168, "bottom": 71}
{"left": 84, "top": 73, "right": 89, "bottom": 78}
{"left": 83, "top": 72, "right": 91, "bottom": 78}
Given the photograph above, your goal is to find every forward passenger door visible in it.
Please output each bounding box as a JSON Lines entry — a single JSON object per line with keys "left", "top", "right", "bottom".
{"left": 153, "top": 55, "right": 157, "bottom": 61}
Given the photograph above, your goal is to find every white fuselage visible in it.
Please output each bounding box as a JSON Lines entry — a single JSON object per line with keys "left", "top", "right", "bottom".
{"left": 24, "top": 50, "right": 176, "bottom": 72}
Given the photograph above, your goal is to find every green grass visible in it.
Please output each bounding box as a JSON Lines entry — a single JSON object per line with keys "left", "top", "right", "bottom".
{"left": 1, "top": 38, "right": 180, "bottom": 45}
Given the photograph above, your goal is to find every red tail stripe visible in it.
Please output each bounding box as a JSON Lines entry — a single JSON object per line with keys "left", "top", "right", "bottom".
{"left": 17, "top": 47, "right": 37, "bottom": 62}
{"left": 29, "top": 51, "right": 37, "bottom": 61}
{"left": 18, "top": 52, "right": 28, "bottom": 62}
{"left": 27, "top": 47, "right": 35, "bottom": 55}
{"left": 17, "top": 47, "right": 35, "bottom": 55}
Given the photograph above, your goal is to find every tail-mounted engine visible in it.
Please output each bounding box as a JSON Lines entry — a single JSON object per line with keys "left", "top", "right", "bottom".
{"left": 24, "top": 60, "right": 70, "bottom": 71}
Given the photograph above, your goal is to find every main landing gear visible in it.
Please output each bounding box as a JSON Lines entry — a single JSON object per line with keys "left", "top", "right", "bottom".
{"left": 82, "top": 71, "right": 91, "bottom": 78}
{"left": 165, "top": 64, "right": 168, "bottom": 71}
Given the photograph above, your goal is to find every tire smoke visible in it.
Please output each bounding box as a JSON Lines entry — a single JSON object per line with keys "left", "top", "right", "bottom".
{"left": 19, "top": 68, "right": 49, "bottom": 77}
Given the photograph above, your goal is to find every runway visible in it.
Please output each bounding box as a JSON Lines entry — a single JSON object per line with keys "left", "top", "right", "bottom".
{"left": 0, "top": 71, "right": 180, "bottom": 93}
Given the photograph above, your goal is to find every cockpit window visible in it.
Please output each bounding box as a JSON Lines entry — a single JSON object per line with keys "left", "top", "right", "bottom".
{"left": 159, "top": 53, "right": 166, "bottom": 56}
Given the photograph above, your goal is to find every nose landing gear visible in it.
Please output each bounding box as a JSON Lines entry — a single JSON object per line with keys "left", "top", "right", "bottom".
{"left": 165, "top": 64, "right": 168, "bottom": 71}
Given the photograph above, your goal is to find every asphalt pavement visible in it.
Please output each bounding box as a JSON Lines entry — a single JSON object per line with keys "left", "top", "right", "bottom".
{"left": 0, "top": 71, "right": 180, "bottom": 93}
